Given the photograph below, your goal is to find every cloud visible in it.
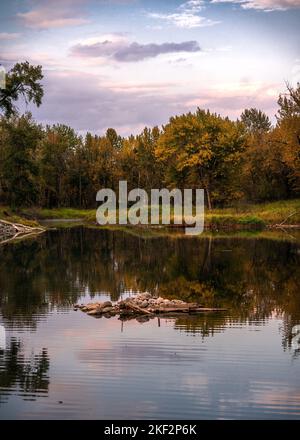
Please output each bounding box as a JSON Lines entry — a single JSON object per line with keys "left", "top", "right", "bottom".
{"left": 148, "top": 0, "right": 220, "bottom": 29}
{"left": 70, "top": 37, "right": 201, "bottom": 62}
{"left": 29, "top": 70, "right": 194, "bottom": 135}
{"left": 17, "top": 0, "right": 89, "bottom": 29}
{"left": 211, "top": 0, "right": 300, "bottom": 11}
{"left": 180, "top": 0, "right": 206, "bottom": 11}
{"left": 28, "top": 70, "right": 278, "bottom": 136}
{"left": 0, "top": 33, "right": 21, "bottom": 40}
{"left": 186, "top": 81, "right": 280, "bottom": 122}
{"left": 148, "top": 12, "right": 218, "bottom": 28}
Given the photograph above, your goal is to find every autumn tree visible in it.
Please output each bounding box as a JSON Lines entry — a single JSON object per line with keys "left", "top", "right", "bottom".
{"left": 275, "top": 83, "right": 300, "bottom": 195}
{"left": 277, "top": 82, "right": 300, "bottom": 120}
{"left": 241, "top": 86, "right": 300, "bottom": 201}
{"left": 156, "top": 109, "right": 246, "bottom": 209}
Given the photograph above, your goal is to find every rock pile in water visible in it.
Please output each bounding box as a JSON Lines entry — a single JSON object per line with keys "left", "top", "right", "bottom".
{"left": 74, "top": 292, "right": 226, "bottom": 321}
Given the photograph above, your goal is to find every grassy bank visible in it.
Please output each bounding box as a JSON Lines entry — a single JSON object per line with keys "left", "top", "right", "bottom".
{"left": 22, "top": 207, "right": 96, "bottom": 222}
{"left": 205, "top": 199, "right": 300, "bottom": 228}
{"left": 0, "top": 206, "right": 41, "bottom": 228}
{"left": 1, "top": 199, "right": 300, "bottom": 230}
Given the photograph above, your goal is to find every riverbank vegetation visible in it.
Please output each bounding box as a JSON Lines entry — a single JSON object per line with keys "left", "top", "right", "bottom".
{"left": 0, "top": 62, "right": 299, "bottom": 220}
{"left": 0, "top": 198, "right": 297, "bottom": 228}
{"left": 0, "top": 206, "right": 40, "bottom": 228}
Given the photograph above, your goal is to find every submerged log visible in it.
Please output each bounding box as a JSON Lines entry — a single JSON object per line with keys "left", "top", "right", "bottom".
{"left": 150, "top": 306, "right": 227, "bottom": 314}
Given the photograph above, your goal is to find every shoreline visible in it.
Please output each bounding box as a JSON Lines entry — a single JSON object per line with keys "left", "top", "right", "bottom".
{"left": 1, "top": 199, "right": 300, "bottom": 239}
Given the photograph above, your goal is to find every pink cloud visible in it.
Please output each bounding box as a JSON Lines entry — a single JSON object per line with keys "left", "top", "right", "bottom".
{"left": 17, "top": 0, "right": 90, "bottom": 29}
{"left": 0, "top": 32, "right": 21, "bottom": 40}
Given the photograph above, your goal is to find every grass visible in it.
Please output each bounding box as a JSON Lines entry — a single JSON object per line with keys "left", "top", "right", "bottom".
{"left": 207, "top": 199, "right": 300, "bottom": 225}
{"left": 205, "top": 214, "right": 266, "bottom": 228}
{"left": 20, "top": 207, "right": 96, "bottom": 221}
{"left": 0, "top": 206, "right": 40, "bottom": 228}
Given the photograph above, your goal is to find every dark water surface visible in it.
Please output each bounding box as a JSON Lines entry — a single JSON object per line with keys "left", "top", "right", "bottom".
{"left": 0, "top": 227, "right": 300, "bottom": 419}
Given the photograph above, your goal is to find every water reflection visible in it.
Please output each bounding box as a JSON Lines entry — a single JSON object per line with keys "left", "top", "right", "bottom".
{"left": 0, "top": 338, "right": 49, "bottom": 404}
{"left": 0, "top": 325, "right": 5, "bottom": 351}
{"left": 0, "top": 228, "right": 299, "bottom": 341}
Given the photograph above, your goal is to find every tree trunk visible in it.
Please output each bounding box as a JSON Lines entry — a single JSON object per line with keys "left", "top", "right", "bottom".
{"left": 79, "top": 174, "right": 82, "bottom": 209}
{"left": 206, "top": 187, "right": 212, "bottom": 211}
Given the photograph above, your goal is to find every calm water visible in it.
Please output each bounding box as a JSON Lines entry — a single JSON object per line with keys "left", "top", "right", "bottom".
{"left": 0, "top": 227, "right": 300, "bottom": 420}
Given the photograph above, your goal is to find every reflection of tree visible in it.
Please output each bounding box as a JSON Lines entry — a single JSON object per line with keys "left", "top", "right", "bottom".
{"left": 173, "top": 314, "right": 229, "bottom": 338}
{"left": 0, "top": 228, "right": 299, "bottom": 349}
{"left": 0, "top": 338, "right": 49, "bottom": 405}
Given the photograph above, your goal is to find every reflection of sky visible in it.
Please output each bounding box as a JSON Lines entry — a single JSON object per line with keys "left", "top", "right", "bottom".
{"left": 1, "top": 310, "right": 300, "bottom": 419}
{"left": 0, "top": 1, "right": 299, "bottom": 134}
{"left": 0, "top": 325, "right": 5, "bottom": 350}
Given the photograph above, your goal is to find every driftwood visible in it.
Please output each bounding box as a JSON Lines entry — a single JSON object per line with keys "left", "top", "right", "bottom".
{"left": 0, "top": 219, "right": 45, "bottom": 244}
{"left": 278, "top": 210, "right": 298, "bottom": 226}
{"left": 126, "top": 302, "right": 154, "bottom": 315}
{"left": 152, "top": 307, "right": 189, "bottom": 314}
{"left": 269, "top": 210, "right": 300, "bottom": 229}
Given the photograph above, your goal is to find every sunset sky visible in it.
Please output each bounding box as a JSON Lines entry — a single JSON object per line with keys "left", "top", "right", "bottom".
{"left": 0, "top": 0, "right": 299, "bottom": 135}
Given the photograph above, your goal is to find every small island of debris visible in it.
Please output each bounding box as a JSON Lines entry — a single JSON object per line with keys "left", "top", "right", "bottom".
{"left": 74, "top": 292, "right": 227, "bottom": 322}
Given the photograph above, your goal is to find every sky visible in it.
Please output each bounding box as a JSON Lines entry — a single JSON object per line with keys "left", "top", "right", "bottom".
{"left": 0, "top": 0, "right": 300, "bottom": 135}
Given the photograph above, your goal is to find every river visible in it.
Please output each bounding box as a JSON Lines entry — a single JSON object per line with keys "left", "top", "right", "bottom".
{"left": 0, "top": 227, "right": 300, "bottom": 419}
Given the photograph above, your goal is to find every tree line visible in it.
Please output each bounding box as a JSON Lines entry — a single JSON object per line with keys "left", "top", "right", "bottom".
{"left": 0, "top": 62, "right": 299, "bottom": 209}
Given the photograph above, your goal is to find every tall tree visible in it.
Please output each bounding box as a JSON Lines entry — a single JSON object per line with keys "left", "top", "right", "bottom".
{"left": 156, "top": 109, "right": 246, "bottom": 209}
{"left": 0, "top": 113, "right": 43, "bottom": 207}
{"left": 106, "top": 128, "right": 123, "bottom": 150}
{"left": 0, "top": 62, "right": 44, "bottom": 118}
{"left": 39, "top": 124, "right": 81, "bottom": 208}
{"left": 241, "top": 108, "right": 272, "bottom": 134}
{"left": 276, "top": 82, "right": 300, "bottom": 195}
{"left": 277, "top": 82, "right": 300, "bottom": 121}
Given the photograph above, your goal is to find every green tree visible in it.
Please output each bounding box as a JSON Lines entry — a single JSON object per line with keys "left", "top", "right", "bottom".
{"left": 0, "top": 113, "right": 43, "bottom": 207}
{"left": 106, "top": 128, "right": 123, "bottom": 150}
{"left": 39, "top": 124, "right": 81, "bottom": 208}
{"left": 241, "top": 108, "right": 272, "bottom": 134}
{"left": 135, "top": 127, "right": 162, "bottom": 191}
{"left": 0, "top": 62, "right": 44, "bottom": 117}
